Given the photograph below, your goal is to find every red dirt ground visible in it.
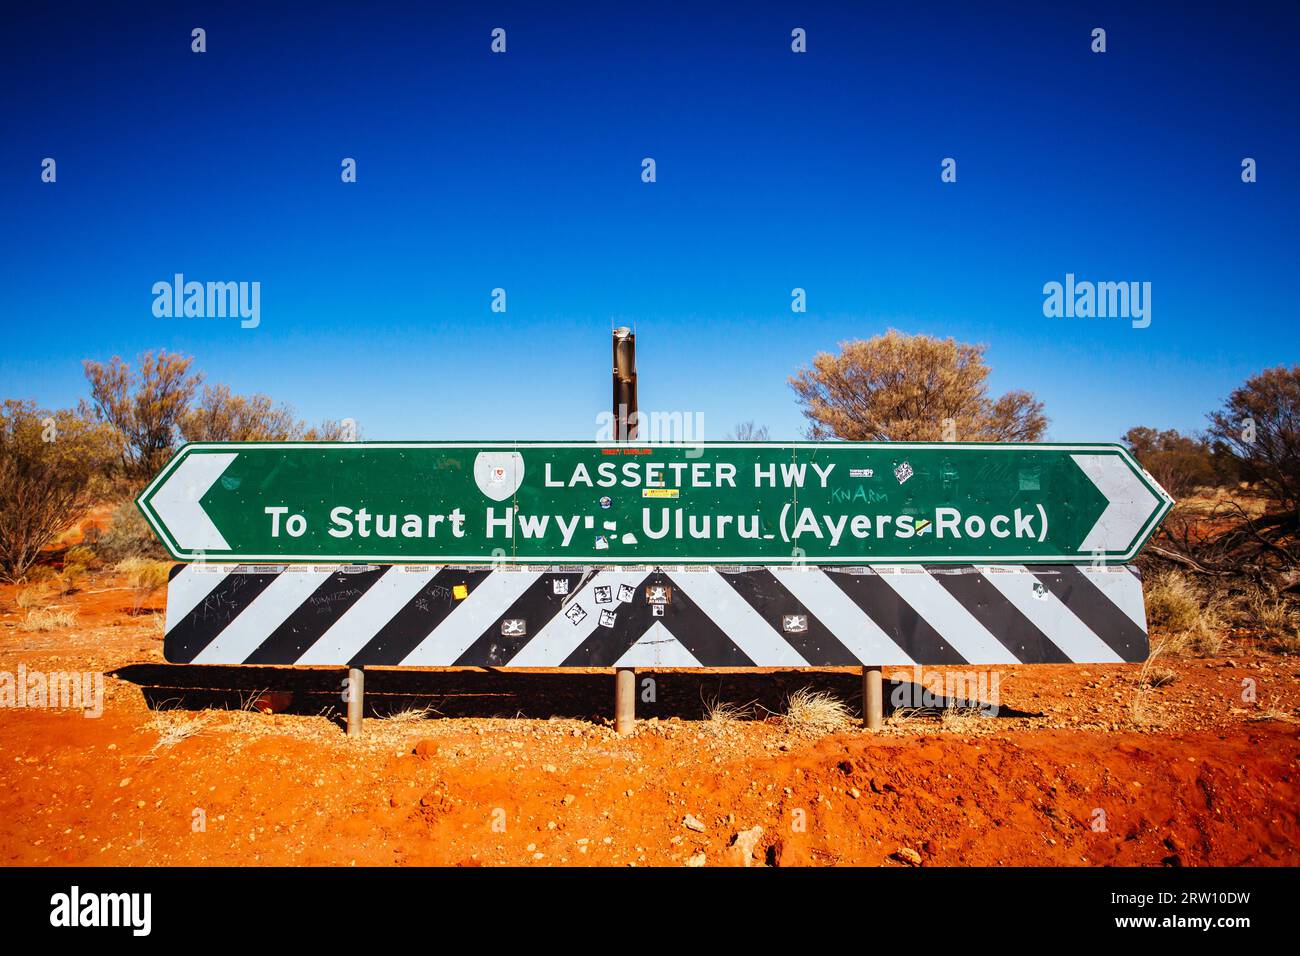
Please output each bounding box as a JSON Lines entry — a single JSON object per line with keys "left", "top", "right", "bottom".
{"left": 1, "top": 571, "right": 1297, "bottom": 867}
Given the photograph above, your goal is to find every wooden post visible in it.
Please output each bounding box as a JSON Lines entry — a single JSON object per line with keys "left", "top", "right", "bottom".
{"left": 863, "top": 665, "right": 883, "bottom": 731}
{"left": 615, "top": 667, "right": 636, "bottom": 735}
{"left": 346, "top": 666, "right": 365, "bottom": 738}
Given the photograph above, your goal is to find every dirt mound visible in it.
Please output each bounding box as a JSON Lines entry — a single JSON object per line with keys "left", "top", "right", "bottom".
{"left": 1, "top": 571, "right": 1297, "bottom": 867}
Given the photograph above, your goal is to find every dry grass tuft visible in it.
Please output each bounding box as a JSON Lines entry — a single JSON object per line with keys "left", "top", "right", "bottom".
{"left": 1242, "top": 583, "right": 1300, "bottom": 653}
{"left": 57, "top": 545, "right": 95, "bottom": 594}
{"left": 145, "top": 710, "right": 210, "bottom": 753}
{"left": 64, "top": 545, "right": 96, "bottom": 568}
{"left": 379, "top": 701, "right": 441, "bottom": 722}
{"left": 702, "top": 695, "right": 751, "bottom": 733}
{"left": 783, "top": 687, "right": 853, "bottom": 735}
{"left": 938, "top": 704, "right": 991, "bottom": 734}
{"left": 1145, "top": 570, "right": 1227, "bottom": 656}
{"left": 236, "top": 690, "right": 267, "bottom": 712}
{"left": 18, "top": 607, "right": 76, "bottom": 632}
{"left": 117, "top": 558, "right": 171, "bottom": 614}
{"left": 15, "top": 586, "right": 49, "bottom": 610}
{"left": 1131, "top": 640, "right": 1177, "bottom": 727}
{"left": 22, "top": 565, "right": 60, "bottom": 585}
{"left": 1142, "top": 666, "right": 1179, "bottom": 688}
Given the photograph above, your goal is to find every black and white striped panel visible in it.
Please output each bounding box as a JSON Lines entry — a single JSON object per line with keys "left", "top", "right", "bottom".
{"left": 163, "top": 563, "right": 1149, "bottom": 666}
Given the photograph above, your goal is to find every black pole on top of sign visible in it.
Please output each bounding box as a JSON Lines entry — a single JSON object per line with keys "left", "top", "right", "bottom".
{"left": 613, "top": 326, "right": 638, "bottom": 444}
{"left": 613, "top": 327, "right": 638, "bottom": 735}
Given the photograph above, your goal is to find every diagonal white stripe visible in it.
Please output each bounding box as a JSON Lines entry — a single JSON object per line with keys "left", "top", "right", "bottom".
{"left": 296, "top": 566, "right": 441, "bottom": 664}
{"left": 400, "top": 571, "right": 541, "bottom": 665}
{"left": 1079, "top": 566, "right": 1148, "bottom": 631}
{"left": 979, "top": 565, "right": 1124, "bottom": 663}
{"left": 506, "top": 570, "right": 649, "bottom": 666}
{"left": 669, "top": 569, "right": 809, "bottom": 666}
{"left": 615, "top": 622, "right": 703, "bottom": 667}
{"left": 874, "top": 569, "right": 1020, "bottom": 664}
{"left": 191, "top": 568, "right": 334, "bottom": 664}
{"left": 164, "top": 564, "right": 233, "bottom": 632}
{"left": 772, "top": 568, "right": 915, "bottom": 665}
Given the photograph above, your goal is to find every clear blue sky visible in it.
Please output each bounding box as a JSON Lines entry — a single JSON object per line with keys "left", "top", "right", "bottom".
{"left": 2, "top": 1, "right": 1296, "bottom": 442}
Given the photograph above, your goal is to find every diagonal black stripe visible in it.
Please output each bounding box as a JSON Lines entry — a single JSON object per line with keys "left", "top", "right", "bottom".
{"left": 928, "top": 565, "right": 1070, "bottom": 664}
{"left": 721, "top": 570, "right": 860, "bottom": 665}
{"left": 164, "top": 569, "right": 279, "bottom": 664}
{"left": 826, "top": 570, "right": 968, "bottom": 665}
{"left": 1031, "top": 566, "right": 1149, "bottom": 663}
{"left": 454, "top": 572, "right": 587, "bottom": 666}
{"left": 348, "top": 568, "right": 493, "bottom": 666}
{"left": 561, "top": 572, "right": 755, "bottom": 667}
{"left": 242, "top": 566, "right": 388, "bottom": 664}
{"left": 655, "top": 573, "right": 756, "bottom": 667}
{"left": 560, "top": 575, "right": 663, "bottom": 666}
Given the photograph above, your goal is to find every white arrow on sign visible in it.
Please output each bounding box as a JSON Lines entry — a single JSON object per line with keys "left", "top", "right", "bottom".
{"left": 1071, "top": 453, "right": 1164, "bottom": 553}
{"left": 151, "top": 452, "right": 238, "bottom": 551}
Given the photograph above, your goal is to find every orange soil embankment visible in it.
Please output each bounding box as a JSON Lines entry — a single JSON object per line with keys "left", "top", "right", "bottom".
{"left": 0, "top": 572, "right": 1297, "bottom": 867}
{"left": 0, "top": 707, "right": 1296, "bottom": 867}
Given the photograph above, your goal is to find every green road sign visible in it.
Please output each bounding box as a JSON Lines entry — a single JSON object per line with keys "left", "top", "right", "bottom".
{"left": 136, "top": 441, "right": 1174, "bottom": 565}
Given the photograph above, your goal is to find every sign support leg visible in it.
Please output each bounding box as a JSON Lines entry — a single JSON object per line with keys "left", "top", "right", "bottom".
{"left": 611, "top": 328, "right": 639, "bottom": 736}
{"left": 863, "top": 665, "right": 883, "bottom": 731}
{"left": 347, "top": 666, "right": 365, "bottom": 738}
{"left": 615, "top": 667, "right": 636, "bottom": 735}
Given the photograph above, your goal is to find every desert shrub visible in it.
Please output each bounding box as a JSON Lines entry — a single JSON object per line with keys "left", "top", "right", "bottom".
{"left": 94, "top": 500, "right": 167, "bottom": 563}
{"left": 1122, "top": 426, "right": 1217, "bottom": 499}
{"left": 82, "top": 351, "right": 202, "bottom": 481}
{"left": 1206, "top": 365, "right": 1300, "bottom": 521}
{"left": 0, "top": 401, "right": 117, "bottom": 581}
{"left": 180, "top": 383, "right": 357, "bottom": 442}
{"left": 181, "top": 384, "right": 304, "bottom": 442}
{"left": 790, "top": 330, "right": 1047, "bottom": 441}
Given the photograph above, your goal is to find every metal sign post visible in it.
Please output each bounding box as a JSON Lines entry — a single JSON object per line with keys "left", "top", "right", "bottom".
{"left": 863, "top": 665, "right": 883, "bottom": 731}
{"left": 613, "top": 327, "right": 638, "bottom": 735}
{"left": 346, "top": 666, "right": 364, "bottom": 738}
